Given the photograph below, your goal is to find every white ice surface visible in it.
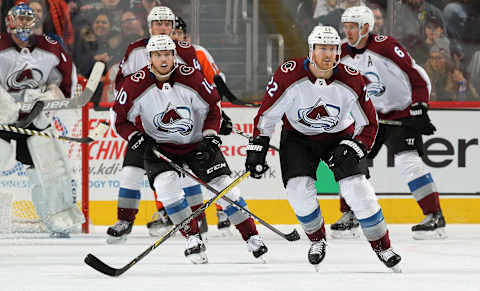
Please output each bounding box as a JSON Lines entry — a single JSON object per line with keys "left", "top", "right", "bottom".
{"left": 1, "top": 224, "right": 480, "bottom": 291}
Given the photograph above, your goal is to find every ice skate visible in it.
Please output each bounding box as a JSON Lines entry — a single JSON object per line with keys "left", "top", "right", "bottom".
{"left": 147, "top": 208, "right": 173, "bottom": 237}
{"left": 184, "top": 233, "right": 208, "bottom": 264}
{"left": 106, "top": 220, "right": 133, "bottom": 244}
{"left": 330, "top": 211, "right": 360, "bottom": 239}
{"left": 376, "top": 248, "right": 402, "bottom": 273}
{"left": 216, "top": 209, "right": 232, "bottom": 236}
{"left": 411, "top": 211, "right": 447, "bottom": 240}
{"left": 246, "top": 234, "right": 268, "bottom": 262}
{"left": 308, "top": 239, "right": 327, "bottom": 272}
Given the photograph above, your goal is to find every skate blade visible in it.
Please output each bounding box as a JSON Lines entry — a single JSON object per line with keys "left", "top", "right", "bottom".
{"left": 330, "top": 228, "right": 361, "bottom": 239}
{"left": 255, "top": 253, "right": 267, "bottom": 264}
{"left": 106, "top": 235, "right": 127, "bottom": 245}
{"left": 412, "top": 227, "right": 447, "bottom": 240}
{"left": 312, "top": 264, "right": 320, "bottom": 272}
{"left": 187, "top": 252, "right": 208, "bottom": 264}
{"left": 390, "top": 265, "right": 402, "bottom": 273}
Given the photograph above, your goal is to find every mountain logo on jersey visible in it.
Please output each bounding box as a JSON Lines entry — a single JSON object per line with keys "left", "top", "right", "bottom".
{"left": 297, "top": 98, "right": 340, "bottom": 131}
{"left": 365, "top": 72, "right": 386, "bottom": 97}
{"left": 153, "top": 103, "right": 194, "bottom": 135}
{"left": 6, "top": 67, "right": 43, "bottom": 91}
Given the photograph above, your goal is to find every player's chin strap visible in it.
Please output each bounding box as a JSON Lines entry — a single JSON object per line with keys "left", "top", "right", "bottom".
{"left": 308, "top": 56, "right": 340, "bottom": 73}
{"left": 348, "top": 29, "right": 369, "bottom": 48}
{"left": 148, "top": 63, "right": 178, "bottom": 80}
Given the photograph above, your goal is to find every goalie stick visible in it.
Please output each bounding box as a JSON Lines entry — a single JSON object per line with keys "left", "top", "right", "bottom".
{"left": 379, "top": 119, "right": 402, "bottom": 126}
{"left": 153, "top": 149, "right": 300, "bottom": 242}
{"left": 84, "top": 171, "right": 250, "bottom": 277}
{"left": 19, "top": 62, "right": 105, "bottom": 112}
{"left": 233, "top": 128, "right": 280, "bottom": 152}
{"left": 0, "top": 121, "right": 109, "bottom": 143}
{"left": 13, "top": 100, "right": 45, "bottom": 128}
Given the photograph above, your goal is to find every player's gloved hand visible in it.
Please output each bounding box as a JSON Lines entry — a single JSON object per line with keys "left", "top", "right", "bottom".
{"left": 326, "top": 139, "right": 366, "bottom": 169}
{"left": 195, "top": 135, "right": 222, "bottom": 164}
{"left": 403, "top": 102, "right": 437, "bottom": 135}
{"left": 245, "top": 136, "right": 270, "bottom": 179}
{"left": 219, "top": 111, "right": 233, "bottom": 135}
{"left": 128, "top": 131, "right": 146, "bottom": 152}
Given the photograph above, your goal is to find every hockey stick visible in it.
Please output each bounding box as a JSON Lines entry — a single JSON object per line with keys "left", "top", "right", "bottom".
{"left": 19, "top": 62, "right": 105, "bottom": 112}
{"left": 379, "top": 119, "right": 402, "bottom": 126}
{"left": 84, "top": 171, "right": 250, "bottom": 277}
{"left": 233, "top": 128, "right": 280, "bottom": 152}
{"left": 13, "top": 100, "right": 45, "bottom": 128}
{"left": 153, "top": 149, "right": 300, "bottom": 241}
{"left": 214, "top": 75, "right": 258, "bottom": 107}
{"left": 0, "top": 121, "right": 109, "bottom": 143}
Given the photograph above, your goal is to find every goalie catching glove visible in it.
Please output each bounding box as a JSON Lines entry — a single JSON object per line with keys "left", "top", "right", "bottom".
{"left": 245, "top": 136, "right": 270, "bottom": 179}
{"left": 403, "top": 102, "right": 437, "bottom": 135}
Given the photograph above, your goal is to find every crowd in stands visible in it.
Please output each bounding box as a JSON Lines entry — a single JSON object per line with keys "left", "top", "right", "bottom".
{"left": 1, "top": 0, "right": 479, "bottom": 102}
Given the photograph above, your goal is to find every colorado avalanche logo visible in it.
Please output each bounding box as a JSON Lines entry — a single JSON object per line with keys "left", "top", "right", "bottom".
{"left": 178, "top": 40, "right": 191, "bottom": 48}
{"left": 153, "top": 103, "right": 194, "bottom": 136}
{"left": 365, "top": 72, "right": 386, "bottom": 97}
{"left": 297, "top": 98, "right": 340, "bottom": 131}
{"left": 6, "top": 67, "right": 43, "bottom": 90}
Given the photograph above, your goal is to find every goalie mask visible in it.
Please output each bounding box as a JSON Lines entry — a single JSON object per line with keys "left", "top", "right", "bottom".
{"left": 147, "top": 35, "right": 178, "bottom": 78}
{"left": 308, "top": 26, "right": 341, "bottom": 71}
{"left": 6, "top": 3, "right": 37, "bottom": 42}
{"left": 341, "top": 6, "right": 374, "bottom": 47}
{"left": 147, "top": 6, "right": 175, "bottom": 35}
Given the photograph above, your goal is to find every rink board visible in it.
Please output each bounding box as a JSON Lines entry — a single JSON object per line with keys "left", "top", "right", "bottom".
{"left": 1, "top": 106, "right": 479, "bottom": 224}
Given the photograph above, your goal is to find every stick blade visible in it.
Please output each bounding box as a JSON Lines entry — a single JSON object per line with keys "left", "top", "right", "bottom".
{"left": 285, "top": 229, "right": 301, "bottom": 241}
{"left": 84, "top": 253, "right": 123, "bottom": 277}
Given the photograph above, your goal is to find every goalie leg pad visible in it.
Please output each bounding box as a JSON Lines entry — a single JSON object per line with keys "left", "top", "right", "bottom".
{"left": 27, "top": 132, "right": 85, "bottom": 233}
{"left": 0, "top": 138, "right": 13, "bottom": 170}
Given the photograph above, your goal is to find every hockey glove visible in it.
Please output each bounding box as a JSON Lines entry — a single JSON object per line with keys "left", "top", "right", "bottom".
{"left": 245, "top": 136, "right": 270, "bottom": 179}
{"left": 219, "top": 111, "right": 233, "bottom": 135}
{"left": 195, "top": 135, "right": 222, "bottom": 164}
{"left": 326, "top": 139, "right": 367, "bottom": 169}
{"left": 129, "top": 131, "right": 146, "bottom": 152}
{"left": 403, "top": 102, "right": 437, "bottom": 135}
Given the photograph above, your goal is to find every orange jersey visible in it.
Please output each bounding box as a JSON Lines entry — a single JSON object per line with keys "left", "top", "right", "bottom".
{"left": 194, "top": 44, "right": 221, "bottom": 84}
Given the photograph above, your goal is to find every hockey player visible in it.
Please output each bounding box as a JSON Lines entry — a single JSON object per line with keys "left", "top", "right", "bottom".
{"left": 245, "top": 26, "right": 401, "bottom": 271}
{"left": 0, "top": 3, "right": 83, "bottom": 237}
{"left": 108, "top": 6, "right": 208, "bottom": 241}
{"left": 170, "top": 15, "right": 233, "bottom": 233}
{"left": 332, "top": 6, "right": 446, "bottom": 240}
{"left": 112, "top": 35, "right": 268, "bottom": 263}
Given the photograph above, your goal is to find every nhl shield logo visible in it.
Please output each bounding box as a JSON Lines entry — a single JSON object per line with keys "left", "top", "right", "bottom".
{"left": 153, "top": 103, "right": 194, "bottom": 136}
{"left": 297, "top": 98, "right": 340, "bottom": 131}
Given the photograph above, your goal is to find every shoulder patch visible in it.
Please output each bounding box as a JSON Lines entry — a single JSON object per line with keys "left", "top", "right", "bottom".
{"left": 131, "top": 70, "right": 146, "bottom": 82}
{"left": 344, "top": 65, "right": 359, "bottom": 76}
{"left": 374, "top": 35, "right": 388, "bottom": 42}
{"left": 280, "top": 60, "right": 297, "bottom": 73}
{"left": 44, "top": 35, "right": 58, "bottom": 45}
{"left": 179, "top": 65, "right": 195, "bottom": 76}
{"left": 177, "top": 40, "right": 192, "bottom": 49}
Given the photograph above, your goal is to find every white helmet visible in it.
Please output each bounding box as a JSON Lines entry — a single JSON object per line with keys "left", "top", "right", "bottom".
{"left": 147, "top": 35, "right": 178, "bottom": 78}
{"left": 308, "top": 26, "right": 341, "bottom": 71}
{"left": 341, "top": 6, "right": 374, "bottom": 47}
{"left": 147, "top": 6, "right": 175, "bottom": 35}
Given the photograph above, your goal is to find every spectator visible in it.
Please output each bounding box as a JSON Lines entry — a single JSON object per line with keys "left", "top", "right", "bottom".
{"left": 413, "top": 15, "right": 451, "bottom": 65}
{"left": 394, "top": 0, "right": 446, "bottom": 50}
{"left": 368, "top": 3, "right": 385, "bottom": 34}
{"left": 29, "top": 0, "right": 68, "bottom": 48}
{"left": 313, "top": 0, "right": 339, "bottom": 19}
{"left": 425, "top": 44, "right": 455, "bottom": 101}
{"left": 73, "top": 10, "right": 121, "bottom": 77}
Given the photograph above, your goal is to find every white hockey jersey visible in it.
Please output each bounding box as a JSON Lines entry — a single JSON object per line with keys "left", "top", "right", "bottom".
{"left": 0, "top": 33, "right": 77, "bottom": 102}
{"left": 340, "top": 34, "right": 431, "bottom": 120}
{"left": 253, "top": 58, "right": 378, "bottom": 151}
{"left": 112, "top": 65, "right": 221, "bottom": 155}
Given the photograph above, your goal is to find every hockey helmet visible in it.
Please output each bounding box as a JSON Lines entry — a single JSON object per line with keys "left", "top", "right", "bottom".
{"left": 147, "top": 6, "right": 175, "bottom": 35}
{"left": 308, "top": 26, "right": 342, "bottom": 70}
{"left": 341, "top": 6, "right": 374, "bottom": 46}
{"left": 6, "top": 3, "right": 36, "bottom": 42}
